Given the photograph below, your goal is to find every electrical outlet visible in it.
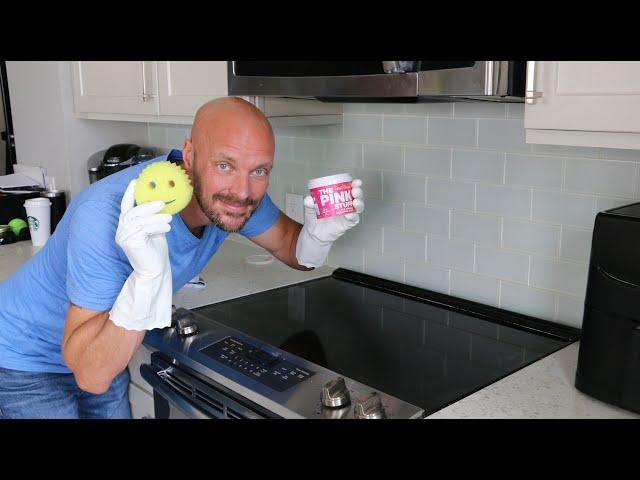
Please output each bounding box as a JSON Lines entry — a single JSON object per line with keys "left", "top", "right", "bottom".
{"left": 285, "top": 193, "right": 304, "bottom": 224}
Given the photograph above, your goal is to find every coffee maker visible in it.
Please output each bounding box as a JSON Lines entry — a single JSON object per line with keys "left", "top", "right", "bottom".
{"left": 575, "top": 202, "right": 640, "bottom": 414}
{"left": 87, "top": 144, "right": 158, "bottom": 184}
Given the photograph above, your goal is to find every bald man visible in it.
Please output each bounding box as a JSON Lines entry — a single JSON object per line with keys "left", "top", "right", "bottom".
{"left": 0, "top": 97, "right": 364, "bottom": 418}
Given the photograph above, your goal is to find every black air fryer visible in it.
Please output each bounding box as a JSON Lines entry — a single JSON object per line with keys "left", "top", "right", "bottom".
{"left": 575, "top": 202, "right": 640, "bottom": 414}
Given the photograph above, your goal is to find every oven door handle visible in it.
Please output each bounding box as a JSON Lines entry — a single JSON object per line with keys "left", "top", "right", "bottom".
{"left": 140, "top": 364, "right": 211, "bottom": 419}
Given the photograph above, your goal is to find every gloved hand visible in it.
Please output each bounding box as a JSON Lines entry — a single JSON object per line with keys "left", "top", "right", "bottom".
{"left": 296, "top": 179, "right": 364, "bottom": 268}
{"left": 109, "top": 179, "right": 174, "bottom": 331}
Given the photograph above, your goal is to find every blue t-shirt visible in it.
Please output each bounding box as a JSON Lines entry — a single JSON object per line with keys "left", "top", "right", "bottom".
{"left": 0, "top": 155, "right": 280, "bottom": 373}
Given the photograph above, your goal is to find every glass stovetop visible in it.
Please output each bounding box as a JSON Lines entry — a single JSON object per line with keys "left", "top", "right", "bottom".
{"left": 193, "top": 271, "right": 579, "bottom": 415}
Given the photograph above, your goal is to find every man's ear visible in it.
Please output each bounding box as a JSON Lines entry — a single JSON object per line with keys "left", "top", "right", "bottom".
{"left": 182, "top": 138, "right": 194, "bottom": 171}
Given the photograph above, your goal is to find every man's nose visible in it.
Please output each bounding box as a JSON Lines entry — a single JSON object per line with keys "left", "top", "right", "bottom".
{"left": 229, "top": 173, "right": 251, "bottom": 200}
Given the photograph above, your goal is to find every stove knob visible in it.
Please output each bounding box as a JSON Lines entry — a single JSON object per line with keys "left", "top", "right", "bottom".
{"left": 173, "top": 310, "right": 199, "bottom": 337}
{"left": 353, "top": 392, "right": 386, "bottom": 419}
{"left": 321, "top": 377, "right": 351, "bottom": 408}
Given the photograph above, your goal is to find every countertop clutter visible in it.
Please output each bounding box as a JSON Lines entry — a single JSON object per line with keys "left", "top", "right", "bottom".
{"left": 1, "top": 239, "right": 638, "bottom": 419}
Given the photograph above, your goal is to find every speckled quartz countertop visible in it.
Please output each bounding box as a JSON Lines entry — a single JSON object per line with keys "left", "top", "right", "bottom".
{"left": 1, "top": 239, "right": 638, "bottom": 419}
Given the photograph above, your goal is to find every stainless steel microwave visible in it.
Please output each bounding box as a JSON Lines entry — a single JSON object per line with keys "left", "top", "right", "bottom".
{"left": 227, "top": 61, "right": 526, "bottom": 103}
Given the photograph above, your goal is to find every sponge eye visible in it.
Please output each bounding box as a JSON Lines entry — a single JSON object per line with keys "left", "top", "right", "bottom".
{"left": 149, "top": 181, "right": 157, "bottom": 189}
{"left": 168, "top": 180, "right": 175, "bottom": 188}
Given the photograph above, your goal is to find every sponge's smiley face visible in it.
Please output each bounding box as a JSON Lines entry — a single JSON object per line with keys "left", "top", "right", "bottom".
{"left": 134, "top": 161, "right": 193, "bottom": 215}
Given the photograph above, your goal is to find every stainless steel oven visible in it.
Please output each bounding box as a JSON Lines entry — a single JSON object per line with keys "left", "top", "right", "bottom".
{"left": 227, "top": 61, "right": 526, "bottom": 103}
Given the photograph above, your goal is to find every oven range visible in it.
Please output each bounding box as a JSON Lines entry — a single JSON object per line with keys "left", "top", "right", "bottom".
{"left": 141, "top": 268, "right": 580, "bottom": 419}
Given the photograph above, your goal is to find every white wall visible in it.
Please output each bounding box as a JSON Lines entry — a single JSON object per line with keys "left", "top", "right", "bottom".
{"left": 6, "top": 61, "right": 149, "bottom": 198}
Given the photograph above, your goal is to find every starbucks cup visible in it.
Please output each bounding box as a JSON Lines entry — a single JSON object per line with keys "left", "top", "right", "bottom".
{"left": 24, "top": 197, "right": 52, "bottom": 247}
{"left": 308, "top": 173, "right": 356, "bottom": 219}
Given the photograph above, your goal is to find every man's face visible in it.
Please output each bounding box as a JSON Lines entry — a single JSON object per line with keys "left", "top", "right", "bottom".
{"left": 190, "top": 136, "right": 273, "bottom": 233}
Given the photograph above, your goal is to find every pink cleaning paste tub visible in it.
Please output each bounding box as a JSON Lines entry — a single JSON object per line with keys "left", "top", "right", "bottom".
{"left": 308, "top": 173, "right": 355, "bottom": 219}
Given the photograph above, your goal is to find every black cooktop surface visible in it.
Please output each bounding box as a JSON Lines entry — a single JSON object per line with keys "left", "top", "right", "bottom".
{"left": 193, "top": 269, "right": 580, "bottom": 415}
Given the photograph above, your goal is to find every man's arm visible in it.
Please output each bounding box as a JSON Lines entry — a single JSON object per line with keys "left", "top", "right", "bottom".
{"left": 61, "top": 304, "right": 145, "bottom": 394}
{"left": 250, "top": 212, "right": 312, "bottom": 271}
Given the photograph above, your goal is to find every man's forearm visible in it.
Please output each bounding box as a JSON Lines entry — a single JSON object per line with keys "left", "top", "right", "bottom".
{"left": 63, "top": 306, "right": 145, "bottom": 394}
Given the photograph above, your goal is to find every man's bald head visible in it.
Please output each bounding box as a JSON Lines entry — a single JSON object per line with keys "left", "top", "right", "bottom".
{"left": 190, "top": 97, "right": 274, "bottom": 154}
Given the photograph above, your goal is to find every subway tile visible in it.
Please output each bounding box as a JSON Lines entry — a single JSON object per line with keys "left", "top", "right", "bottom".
{"left": 556, "top": 294, "right": 585, "bottom": 328}
{"left": 266, "top": 181, "right": 286, "bottom": 209}
{"left": 364, "top": 251, "right": 404, "bottom": 283}
{"left": 532, "top": 190, "right": 597, "bottom": 228}
{"left": 507, "top": 103, "right": 525, "bottom": 119}
{"left": 596, "top": 196, "right": 638, "bottom": 213}
{"left": 307, "top": 124, "right": 343, "bottom": 139}
{"left": 325, "top": 141, "right": 363, "bottom": 168}
{"left": 343, "top": 115, "right": 383, "bottom": 141}
{"left": 531, "top": 143, "right": 597, "bottom": 157}
{"left": 276, "top": 161, "right": 309, "bottom": 189}
{"left": 148, "top": 124, "right": 167, "bottom": 148}
{"left": 475, "top": 246, "right": 529, "bottom": 283}
{"left": 405, "top": 204, "right": 449, "bottom": 236}
{"left": 560, "top": 227, "right": 593, "bottom": 262}
{"left": 166, "top": 125, "right": 189, "bottom": 149}
{"left": 427, "top": 235, "right": 474, "bottom": 271}
{"left": 327, "top": 245, "right": 364, "bottom": 272}
{"left": 383, "top": 116, "right": 427, "bottom": 144}
{"left": 454, "top": 102, "right": 507, "bottom": 118}
{"left": 427, "top": 118, "right": 477, "bottom": 147}
{"left": 383, "top": 172, "right": 426, "bottom": 203}
{"left": 341, "top": 104, "right": 368, "bottom": 114}
{"left": 477, "top": 118, "right": 531, "bottom": 152}
{"left": 274, "top": 136, "right": 294, "bottom": 163}
{"left": 451, "top": 211, "right": 502, "bottom": 247}
{"left": 598, "top": 147, "right": 640, "bottom": 162}
{"left": 502, "top": 219, "right": 560, "bottom": 256}
{"left": 365, "top": 103, "right": 407, "bottom": 114}
{"left": 452, "top": 149, "right": 504, "bottom": 184}
{"left": 273, "top": 126, "right": 308, "bottom": 137}
{"left": 476, "top": 184, "right": 531, "bottom": 219}
{"left": 505, "top": 153, "right": 563, "bottom": 189}
{"left": 564, "top": 158, "right": 637, "bottom": 198}
{"left": 450, "top": 270, "right": 500, "bottom": 307}
{"left": 530, "top": 256, "right": 589, "bottom": 296}
{"left": 363, "top": 144, "right": 402, "bottom": 171}
{"left": 405, "top": 146, "right": 451, "bottom": 177}
{"left": 500, "top": 282, "right": 557, "bottom": 321}
{"left": 405, "top": 103, "right": 454, "bottom": 117}
{"left": 334, "top": 224, "right": 382, "bottom": 253}
{"left": 362, "top": 199, "right": 403, "bottom": 228}
{"left": 405, "top": 261, "right": 450, "bottom": 294}
{"left": 383, "top": 227, "right": 426, "bottom": 259}
{"left": 293, "top": 138, "right": 325, "bottom": 164}
{"left": 352, "top": 168, "right": 382, "bottom": 200}
{"left": 427, "top": 177, "right": 475, "bottom": 210}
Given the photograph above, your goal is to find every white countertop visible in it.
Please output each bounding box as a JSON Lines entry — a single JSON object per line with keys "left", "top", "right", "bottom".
{"left": 2, "top": 239, "right": 638, "bottom": 419}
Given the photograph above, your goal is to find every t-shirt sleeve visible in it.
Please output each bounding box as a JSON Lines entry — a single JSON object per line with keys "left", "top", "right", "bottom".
{"left": 66, "top": 200, "right": 131, "bottom": 312}
{"left": 238, "top": 192, "right": 281, "bottom": 238}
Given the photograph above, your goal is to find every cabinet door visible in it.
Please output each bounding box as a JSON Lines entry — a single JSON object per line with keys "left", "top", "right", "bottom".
{"left": 525, "top": 61, "right": 640, "bottom": 133}
{"left": 71, "top": 61, "right": 159, "bottom": 115}
{"left": 157, "top": 61, "right": 228, "bottom": 116}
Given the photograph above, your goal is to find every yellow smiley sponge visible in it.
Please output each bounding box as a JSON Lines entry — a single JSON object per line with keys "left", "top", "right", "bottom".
{"left": 134, "top": 161, "right": 194, "bottom": 215}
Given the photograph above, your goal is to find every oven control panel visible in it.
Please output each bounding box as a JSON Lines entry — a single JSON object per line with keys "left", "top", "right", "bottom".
{"left": 200, "top": 337, "right": 315, "bottom": 392}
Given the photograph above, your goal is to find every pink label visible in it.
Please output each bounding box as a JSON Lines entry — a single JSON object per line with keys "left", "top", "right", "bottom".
{"left": 309, "top": 181, "right": 355, "bottom": 219}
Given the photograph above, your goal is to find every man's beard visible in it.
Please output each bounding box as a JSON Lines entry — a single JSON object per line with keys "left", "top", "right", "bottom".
{"left": 193, "top": 175, "right": 258, "bottom": 233}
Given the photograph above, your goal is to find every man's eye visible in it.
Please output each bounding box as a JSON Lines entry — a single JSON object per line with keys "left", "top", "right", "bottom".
{"left": 218, "top": 163, "right": 230, "bottom": 171}
{"left": 253, "top": 168, "right": 268, "bottom": 176}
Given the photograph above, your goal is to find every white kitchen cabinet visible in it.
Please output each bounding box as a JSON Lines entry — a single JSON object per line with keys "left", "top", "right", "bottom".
{"left": 72, "top": 61, "right": 159, "bottom": 116}
{"left": 157, "top": 61, "right": 228, "bottom": 116}
{"left": 525, "top": 61, "right": 640, "bottom": 149}
{"left": 71, "top": 61, "right": 342, "bottom": 126}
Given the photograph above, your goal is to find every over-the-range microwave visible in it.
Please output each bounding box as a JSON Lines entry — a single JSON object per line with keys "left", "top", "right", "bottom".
{"left": 227, "top": 61, "right": 526, "bottom": 103}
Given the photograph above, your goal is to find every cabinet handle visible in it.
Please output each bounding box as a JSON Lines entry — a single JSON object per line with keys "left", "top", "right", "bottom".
{"left": 141, "top": 61, "right": 155, "bottom": 102}
{"left": 525, "top": 61, "right": 543, "bottom": 104}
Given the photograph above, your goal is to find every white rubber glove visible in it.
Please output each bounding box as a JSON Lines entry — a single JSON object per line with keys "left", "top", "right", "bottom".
{"left": 296, "top": 179, "right": 364, "bottom": 268}
{"left": 109, "top": 179, "right": 174, "bottom": 331}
